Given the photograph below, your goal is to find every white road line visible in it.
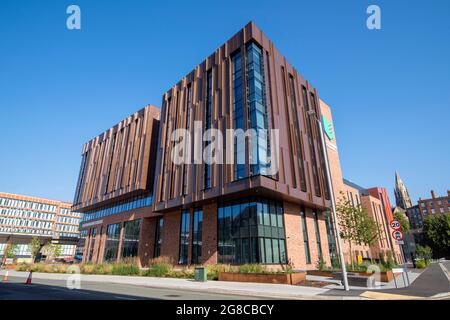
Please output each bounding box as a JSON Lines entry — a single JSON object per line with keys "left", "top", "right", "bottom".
{"left": 438, "top": 263, "right": 450, "bottom": 283}
{"left": 114, "top": 296, "right": 136, "bottom": 300}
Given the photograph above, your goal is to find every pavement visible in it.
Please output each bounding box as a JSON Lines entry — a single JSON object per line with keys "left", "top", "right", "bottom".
{"left": 0, "top": 261, "right": 449, "bottom": 300}
{"left": 322, "top": 261, "right": 450, "bottom": 299}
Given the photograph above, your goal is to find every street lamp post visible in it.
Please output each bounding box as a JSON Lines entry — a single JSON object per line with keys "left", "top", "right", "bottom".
{"left": 308, "top": 110, "right": 349, "bottom": 291}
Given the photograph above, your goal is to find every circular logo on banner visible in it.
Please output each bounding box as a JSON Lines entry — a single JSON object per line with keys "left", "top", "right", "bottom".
{"left": 390, "top": 220, "right": 402, "bottom": 230}
{"left": 392, "top": 230, "right": 404, "bottom": 241}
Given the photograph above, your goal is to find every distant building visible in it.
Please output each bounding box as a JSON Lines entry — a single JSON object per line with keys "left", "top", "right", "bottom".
{"left": 0, "top": 192, "right": 80, "bottom": 262}
{"left": 394, "top": 172, "right": 413, "bottom": 210}
{"left": 418, "top": 190, "right": 450, "bottom": 218}
{"left": 392, "top": 206, "right": 416, "bottom": 262}
{"left": 406, "top": 205, "right": 423, "bottom": 230}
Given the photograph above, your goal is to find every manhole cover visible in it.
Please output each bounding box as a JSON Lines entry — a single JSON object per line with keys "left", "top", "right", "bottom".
{"left": 165, "top": 294, "right": 181, "bottom": 297}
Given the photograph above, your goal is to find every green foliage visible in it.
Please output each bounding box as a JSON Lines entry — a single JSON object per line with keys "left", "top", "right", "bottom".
{"left": 415, "top": 245, "right": 433, "bottom": 261}
{"left": 384, "top": 250, "right": 396, "bottom": 270}
{"left": 415, "top": 259, "right": 428, "bottom": 269}
{"left": 167, "top": 269, "right": 194, "bottom": 279}
{"left": 206, "top": 264, "right": 233, "bottom": 280}
{"left": 238, "top": 264, "right": 265, "bottom": 274}
{"left": 393, "top": 211, "right": 410, "bottom": 233}
{"left": 316, "top": 257, "right": 326, "bottom": 271}
{"left": 111, "top": 262, "right": 140, "bottom": 275}
{"left": 29, "top": 237, "right": 42, "bottom": 262}
{"left": 336, "top": 192, "right": 380, "bottom": 267}
{"left": 424, "top": 213, "right": 450, "bottom": 258}
{"left": 4, "top": 243, "right": 18, "bottom": 259}
{"left": 143, "top": 263, "right": 172, "bottom": 277}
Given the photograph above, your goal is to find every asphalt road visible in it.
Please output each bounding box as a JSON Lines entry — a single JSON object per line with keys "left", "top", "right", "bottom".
{"left": 0, "top": 276, "right": 262, "bottom": 300}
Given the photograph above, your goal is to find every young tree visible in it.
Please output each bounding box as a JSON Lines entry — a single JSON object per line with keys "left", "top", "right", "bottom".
{"left": 393, "top": 211, "right": 410, "bottom": 233}
{"left": 424, "top": 213, "right": 450, "bottom": 258}
{"left": 4, "top": 243, "right": 18, "bottom": 259}
{"left": 336, "top": 192, "right": 380, "bottom": 268}
{"left": 358, "top": 210, "right": 380, "bottom": 250}
{"left": 29, "top": 237, "right": 42, "bottom": 263}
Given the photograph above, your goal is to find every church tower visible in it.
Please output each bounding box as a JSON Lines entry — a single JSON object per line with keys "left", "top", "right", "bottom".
{"left": 394, "top": 171, "right": 413, "bottom": 209}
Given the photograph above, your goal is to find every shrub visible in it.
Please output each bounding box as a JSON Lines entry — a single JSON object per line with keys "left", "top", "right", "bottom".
{"left": 168, "top": 269, "right": 194, "bottom": 279}
{"left": 111, "top": 262, "right": 140, "bottom": 276}
{"left": 316, "top": 257, "right": 326, "bottom": 271}
{"left": 415, "top": 259, "right": 428, "bottom": 269}
{"left": 143, "top": 263, "right": 171, "bottom": 277}
{"left": 415, "top": 245, "right": 433, "bottom": 263}
{"left": 238, "top": 264, "right": 265, "bottom": 274}
{"left": 206, "top": 264, "right": 233, "bottom": 280}
{"left": 15, "top": 263, "right": 31, "bottom": 272}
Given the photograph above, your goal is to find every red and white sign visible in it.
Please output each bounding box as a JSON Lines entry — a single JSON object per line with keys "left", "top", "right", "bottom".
{"left": 390, "top": 220, "right": 402, "bottom": 231}
{"left": 392, "top": 230, "right": 404, "bottom": 241}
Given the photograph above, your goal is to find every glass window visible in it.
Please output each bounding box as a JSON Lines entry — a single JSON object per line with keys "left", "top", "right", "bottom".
{"left": 301, "top": 207, "right": 311, "bottom": 264}
{"left": 179, "top": 211, "right": 190, "bottom": 264}
{"left": 191, "top": 209, "right": 203, "bottom": 264}
{"left": 312, "top": 210, "right": 323, "bottom": 260}
{"left": 121, "top": 219, "right": 141, "bottom": 259}
{"left": 154, "top": 217, "right": 163, "bottom": 258}
{"left": 104, "top": 223, "right": 121, "bottom": 262}
{"left": 217, "top": 198, "right": 286, "bottom": 264}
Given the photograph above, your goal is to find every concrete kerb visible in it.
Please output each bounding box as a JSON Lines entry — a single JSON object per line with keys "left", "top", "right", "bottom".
{"left": 1, "top": 270, "right": 367, "bottom": 300}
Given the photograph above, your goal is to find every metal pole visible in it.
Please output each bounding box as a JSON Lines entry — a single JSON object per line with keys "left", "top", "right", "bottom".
{"left": 399, "top": 243, "right": 410, "bottom": 286}
{"left": 314, "top": 114, "right": 349, "bottom": 291}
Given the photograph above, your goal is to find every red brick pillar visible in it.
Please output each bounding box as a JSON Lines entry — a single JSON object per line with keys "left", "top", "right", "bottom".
{"left": 138, "top": 217, "right": 157, "bottom": 267}
{"left": 284, "top": 201, "right": 305, "bottom": 269}
{"left": 160, "top": 210, "right": 181, "bottom": 264}
{"left": 201, "top": 202, "right": 218, "bottom": 265}
{"left": 97, "top": 226, "right": 107, "bottom": 264}
{"left": 117, "top": 222, "right": 125, "bottom": 263}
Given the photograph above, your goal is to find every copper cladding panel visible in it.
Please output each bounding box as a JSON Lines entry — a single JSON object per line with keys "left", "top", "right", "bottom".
{"left": 73, "top": 105, "right": 160, "bottom": 212}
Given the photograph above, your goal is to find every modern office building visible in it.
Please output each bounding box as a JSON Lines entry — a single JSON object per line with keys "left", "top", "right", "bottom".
{"left": 152, "top": 21, "right": 335, "bottom": 269}
{"left": 418, "top": 190, "right": 450, "bottom": 217}
{"left": 73, "top": 22, "right": 404, "bottom": 269}
{"left": 72, "top": 105, "right": 160, "bottom": 266}
{"left": 320, "top": 101, "right": 401, "bottom": 264}
{"left": 0, "top": 192, "right": 80, "bottom": 262}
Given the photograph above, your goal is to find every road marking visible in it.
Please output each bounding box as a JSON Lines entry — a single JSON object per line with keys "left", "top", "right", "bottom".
{"left": 360, "top": 291, "right": 422, "bottom": 300}
{"left": 114, "top": 296, "right": 136, "bottom": 300}
{"left": 438, "top": 263, "right": 450, "bottom": 283}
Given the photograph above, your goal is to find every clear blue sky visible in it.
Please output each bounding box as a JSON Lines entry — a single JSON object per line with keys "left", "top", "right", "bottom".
{"left": 0, "top": 0, "right": 449, "bottom": 204}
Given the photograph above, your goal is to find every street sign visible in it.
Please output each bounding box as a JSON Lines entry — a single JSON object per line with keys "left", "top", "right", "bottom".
{"left": 396, "top": 240, "right": 404, "bottom": 245}
{"left": 390, "top": 220, "right": 402, "bottom": 230}
{"left": 392, "top": 230, "right": 404, "bottom": 241}
{"left": 392, "top": 268, "right": 404, "bottom": 273}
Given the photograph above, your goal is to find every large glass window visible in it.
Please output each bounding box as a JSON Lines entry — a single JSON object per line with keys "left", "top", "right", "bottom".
{"left": 121, "top": 219, "right": 141, "bottom": 259}
{"left": 218, "top": 198, "right": 286, "bottom": 264}
{"left": 246, "top": 42, "right": 270, "bottom": 176}
{"left": 204, "top": 70, "right": 213, "bottom": 189}
{"left": 75, "top": 229, "right": 88, "bottom": 259}
{"left": 103, "top": 223, "right": 121, "bottom": 262}
{"left": 300, "top": 208, "right": 311, "bottom": 264}
{"left": 191, "top": 209, "right": 203, "bottom": 264}
{"left": 324, "top": 211, "right": 337, "bottom": 261}
{"left": 154, "top": 217, "right": 163, "bottom": 258}
{"left": 88, "top": 228, "right": 97, "bottom": 262}
{"left": 232, "top": 50, "right": 245, "bottom": 180}
{"left": 312, "top": 210, "right": 323, "bottom": 260}
{"left": 179, "top": 210, "right": 190, "bottom": 264}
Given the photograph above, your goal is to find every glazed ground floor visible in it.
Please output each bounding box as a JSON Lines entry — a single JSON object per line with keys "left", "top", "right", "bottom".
{"left": 78, "top": 196, "right": 400, "bottom": 269}
{"left": 78, "top": 197, "right": 341, "bottom": 270}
